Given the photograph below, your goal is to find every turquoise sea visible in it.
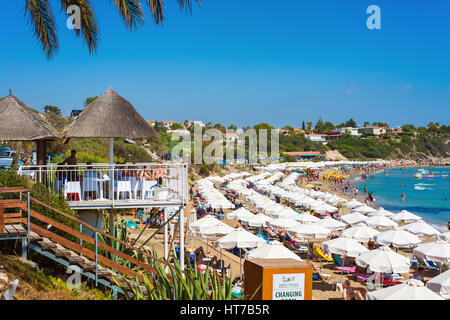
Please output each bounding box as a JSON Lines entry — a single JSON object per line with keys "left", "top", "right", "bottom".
{"left": 353, "top": 167, "right": 450, "bottom": 231}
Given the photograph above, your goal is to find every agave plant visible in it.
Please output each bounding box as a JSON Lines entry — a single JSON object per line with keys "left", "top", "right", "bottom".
{"left": 113, "top": 251, "right": 236, "bottom": 300}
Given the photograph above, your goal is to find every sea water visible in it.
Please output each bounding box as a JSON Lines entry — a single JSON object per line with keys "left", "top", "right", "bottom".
{"left": 354, "top": 167, "right": 450, "bottom": 231}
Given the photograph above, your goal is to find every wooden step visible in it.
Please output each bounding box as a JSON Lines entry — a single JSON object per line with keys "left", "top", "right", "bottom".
{"left": 30, "top": 231, "right": 42, "bottom": 242}
{"left": 37, "top": 237, "right": 57, "bottom": 250}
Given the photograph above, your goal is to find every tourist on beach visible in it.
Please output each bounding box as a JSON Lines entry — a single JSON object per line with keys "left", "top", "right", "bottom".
{"left": 410, "top": 267, "right": 425, "bottom": 283}
{"left": 364, "top": 185, "right": 367, "bottom": 195}
{"left": 368, "top": 192, "right": 374, "bottom": 202}
{"left": 342, "top": 280, "right": 366, "bottom": 300}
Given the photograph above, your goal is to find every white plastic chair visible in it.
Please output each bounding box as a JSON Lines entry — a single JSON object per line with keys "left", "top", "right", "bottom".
{"left": 82, "top": 176, "right": 99, "bottom": 199}
{"left": 64, "top": 182, "right": 82, "bottom": 201}
{"left": 138, "top": 180, "right": 157, "bottom": 199}
{"left": 116, "top": 181, "right": 132, "bottom": 200}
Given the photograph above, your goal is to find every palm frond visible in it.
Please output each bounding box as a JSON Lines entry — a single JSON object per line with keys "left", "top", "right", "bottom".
{"left": 144, "top": 0, "right": 165, "bottom": 25}
{"left": 176, "top": 0, "right": 202, "bottom": 14}
{"left": 109, "top": 0, "right": 145, "bottom": 30}
{"left": 24, "top": 0, "right": 58, "bottom": 59}
{"left": 58, "top": 0, "right": 99, "bottom": 55}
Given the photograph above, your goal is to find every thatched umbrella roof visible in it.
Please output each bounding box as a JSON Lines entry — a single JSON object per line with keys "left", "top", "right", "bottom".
{"left": 0, "top": 90, "right": 59, "bottom": 141}
{"left": 64, "top": 87, "right": 156, "bottom": 139}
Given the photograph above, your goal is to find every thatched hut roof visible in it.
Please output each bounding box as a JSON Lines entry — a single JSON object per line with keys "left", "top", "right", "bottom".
{"left": 0, "top": 91, "right": 59, "bottom": 141}
{"left": 64, "top": 87, "right": 157, "bottom": 139}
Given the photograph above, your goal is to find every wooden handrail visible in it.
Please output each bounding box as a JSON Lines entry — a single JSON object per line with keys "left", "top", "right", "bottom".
{"left": 0, "top": 187, "right": 31, "bottom": 193}
{"left": 29, "top": 196, "right": 167, "bottom": 265}
{"left": 28, "top": 209, "right": 159, "bottom": 276}
{"left": 0, "top": 188, "right": 172, "bottom": 280}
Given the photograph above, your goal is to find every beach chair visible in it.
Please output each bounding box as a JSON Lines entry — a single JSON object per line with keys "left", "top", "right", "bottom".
{"left": 331, "top": 254, "right": 356, "bottom": 273}
{"left": 63, "top": 181, "right": 82, "bottom": 201}
{"left": 287, "top": 241, "right": 308, "bottom": 255}
{"left": 82, "top": 176, "right": 99, "bottom": 200}
{"left": 116, "top": 181, "right": 132, "bottom": 200}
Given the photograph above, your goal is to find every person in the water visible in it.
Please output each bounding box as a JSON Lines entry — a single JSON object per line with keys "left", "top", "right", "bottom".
{"left": 402, "top": 192, "right": 406, "bottom": 201}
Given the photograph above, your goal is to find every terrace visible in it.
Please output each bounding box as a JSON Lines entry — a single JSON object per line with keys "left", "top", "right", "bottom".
{"left": 18, "top": 162, "right": 188, "bottom": 210}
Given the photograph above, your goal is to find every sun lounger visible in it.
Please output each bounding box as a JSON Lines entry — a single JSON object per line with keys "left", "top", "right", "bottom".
{"left": 287, "top": 241, "right": 308, "bottom": 254}
{"left": 332, "top": 253, "right": 356, "bottom": 273}
{"left": 356, "top": 274, "right": 372, "bottom": 283}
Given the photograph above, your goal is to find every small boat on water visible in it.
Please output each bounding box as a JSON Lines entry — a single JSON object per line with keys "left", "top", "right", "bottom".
{"left": 414, "top": 173, "right": 448, "bottom": 179}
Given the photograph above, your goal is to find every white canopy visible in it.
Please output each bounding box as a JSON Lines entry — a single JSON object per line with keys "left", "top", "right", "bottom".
{"left": 391, "top": 210, "right": 422, "bottom": 223}
{"left": 375, "top": 228, "right": 421, "bottom": 248}
{"left": 226, "top": 207, "right": 254, "bottom": 220}
{"left": 200, "top": 224, "right": 235, "bottom": 239}
{"left": 353, "top": 205, "right": 377, "bottom": 215}
{"left": 402, "top": 220, "right": 441, "bottom": 237}
{"left": 316, "top": 217, "right": 346, "bottom": 231}
{"left": 246, "top": 240, "right": 303, "bottom": 261}
{"left": 355, "top": 246, "right": 411, "bottom": 273}
{"left": 426, "top": 269, "right": 450, "bottom": 297}
{"left": 341, "top": 225, "right": 380, "bottom": 242}
{"left": 189, "top": 215, "right": 229, "bottom": 233}
{"left": 365, "top": 215, "right": 398, "bottom": 229}
{"left": 241, "top": 214, "right": 271, "bottom": 228}
{"left": 217, "top": 227, "right": 267, "bottom": 249}
{"left": 367, "top": 207, "right": 394, "bottom": 217}
{"left": 291, "top": 212, "right": 321, "bottom": 223}
{"left": 366, "top": 279, "right": 444, "bottom": 300}
{"left": 269, "top": 218, "right": 300, "bottom": 230}
{"left": 440, "top": 232, "right": 450, "bottom": 242}
{"left": 322, "top": 235, "right": 369, "bottom": 257}
{"left": 340, "top": 212, "right": 368, "bottom": 226}
{"left": 287, "top": 223, "right": 331, "bottom": 239}
{"left": 413, "top": 240, "right": 450, "bottom": 263}
{"left": 343, "top": 198, "right": 364, "bottom": 208}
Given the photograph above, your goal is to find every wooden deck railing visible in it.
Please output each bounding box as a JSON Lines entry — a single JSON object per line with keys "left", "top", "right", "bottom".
{"left": 0, "top": 187, "right": 168, "bottom": 282}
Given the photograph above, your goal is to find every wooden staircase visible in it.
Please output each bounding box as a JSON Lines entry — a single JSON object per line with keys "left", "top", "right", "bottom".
{"left": 0, "top": 187, "right": 169, "bottom": 296}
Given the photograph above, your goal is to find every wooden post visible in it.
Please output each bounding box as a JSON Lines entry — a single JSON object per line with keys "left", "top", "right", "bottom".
{"left": 0, "top": 205, "right": 4, "bottom": 234}
{"left": 36, "top": 140, "right": 47, "bottom": 165}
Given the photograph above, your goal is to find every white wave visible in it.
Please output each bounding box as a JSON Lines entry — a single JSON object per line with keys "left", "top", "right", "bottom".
{"left": 416, "top": 183, "right": 434, "bottom": 186}
{"left": 414, "top": 185, "right": 432, "bottom": 191}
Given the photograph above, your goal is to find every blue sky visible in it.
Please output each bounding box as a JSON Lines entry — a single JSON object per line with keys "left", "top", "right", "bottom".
{"left": 0, "top": 0, "right": 449, "bottom": 128}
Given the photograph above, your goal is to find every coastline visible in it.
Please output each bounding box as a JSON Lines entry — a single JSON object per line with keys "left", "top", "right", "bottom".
{"left": 348, "top": 165, "right": 449, "bottom": 232}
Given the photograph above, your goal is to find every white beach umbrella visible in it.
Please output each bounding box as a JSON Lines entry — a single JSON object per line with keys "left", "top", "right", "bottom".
{"left": 353, "top": 205, "right": 377, "bottom": 215}
{"left": 217, "top": 227, "right": 267, "bottom": 275}
{"left": 426, "top": 269, "right": 450, "bottom": 297}
{"left": 226, "top": 207, "right": 254, "bottom": 220}
{"left": 241, "top": 214, "right": 271, "bottom": 228}
{"left": 200, "top": 224, "right": 235, "bottom": 239}
{"left": 322, "top": 235, "right": 369, "bottom": 257}
{"left": 246, "top": 240, "right": 303, "bottom": 261}
{"left": 316, "top": 217, "right": 346, "bottom": 231}
{"left": 343, "top": 198, "right": 364, "bottom": 208}
{"left": 365, "top": 215, "right": 398, "bottom": 229}
{"left": 341, "top": 225, "right": 380, "bottom": 242}
{"left": 402, "top": 220, "right": 441, "bottom": 237}
{"left": 217, "top": 228, "right": 267, "bottom": 249}
{"left": 287, "top": 223, "right": 331, "bottom": 239}
{"left": 271, "top": 207, "right": 298, "bottom": 219}
{"left": 367, "top": 207, "right": 394, "bottom": 217}
{"left": 375, "top": 228, "right": 421, "bottom": 248}
{"left": 367, "top": 279, "right": 444, "bottom": 300}
{"left": 189, "top": 215, "right": 228, "bottom": 233}
{"left": 413, "top": 240, "right": 450, "bottom": 263}
{"left": 340, "top": 212, "right": 368, "bottom": 226}
{"left": 291, "top": 212, "right": 321, "bottom": 224}
{"left": 440, "top": 232, "right": 450, "bottom": 242}
{"left": 355, "top": 246, "right": 411, "bottom": 273}
{"left": 269, "top": 218, "right": 300, "bottom": 230}
{"left": 391, "top": 210, "right": 422, "bottom": 223}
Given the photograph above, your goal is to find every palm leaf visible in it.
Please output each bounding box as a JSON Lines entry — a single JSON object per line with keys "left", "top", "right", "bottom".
{"left": 58, "top": 0, "right": 99, "bottom": 55}
{"left": 109, "top": 0, "right": 144, "bottom": 30}
{"left": 24, "top": 0, "right": 58, "bottom": 59}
